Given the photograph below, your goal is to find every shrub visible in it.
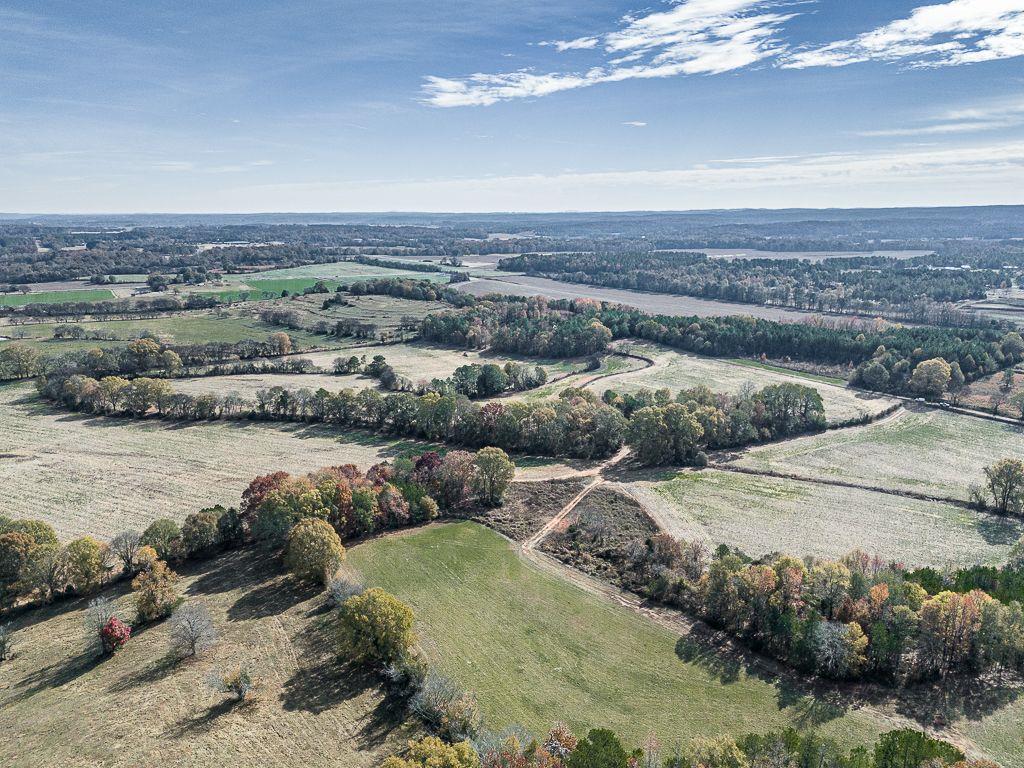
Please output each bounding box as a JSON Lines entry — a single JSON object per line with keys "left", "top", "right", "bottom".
{"left": 207, "top": 663, "right": 257, "bottom": 701}
{"left": 100, "top": 617, "right": 132, "bottom": 654}
{"left": 409, "top": 669, "right": 482, "bottom": 742}
{"left": 383, "top": 652, "right": 428, "bottom": 700}
{"left": 284, "top": 519, "right": 345, "bottom": 584}
{"left": 327, "top": 575, "right": 365, "bottom": 606}
{"left": 336, "top": 587, "right": 416, "bottom": 666}
{"left": 181, "top": 510, "right": 222, "bottom": 558}
{"left": 132, "top": 559, "right": 180, "bottom": 622}
{"left": 417, "top": 496, "right": 440, "bottom": 522}
{"left": 65, "top": 536, "right": 107, "bottom": 595}
{"left": 140, "top": 519, "right": 182, "bottom": 561}
{"left": 566, "top": 728, "right": 634, "bottom": 768}
{"left": 381, "top": 737, "right": 480, "bottom": 768}
{"left": 169, "top": 602, "right": 218, "bottom": 658}
{"left": 0, "top": 623, "right": 12, "bottom": 661}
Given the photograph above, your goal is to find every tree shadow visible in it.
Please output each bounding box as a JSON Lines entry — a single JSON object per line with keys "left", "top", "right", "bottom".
{"left": 107, "top": 652, "right": 178, "bottom": 693}
{"left": 187, "top": 548, "right": 271, "bottom": 597}
{"left": 6, "top": 648, "right": 106, "bottom": 705}
{"left": 972, "top": 514, "right": 1024, "bottom": 546}
{"left": 227, "top": 573, "right": 319, "bottom": 622}
{"left": 164, "top": 697, "right": 255, "bottom": 739}
{"left": 675, "top": 635, "right": 742, "bottom": 684}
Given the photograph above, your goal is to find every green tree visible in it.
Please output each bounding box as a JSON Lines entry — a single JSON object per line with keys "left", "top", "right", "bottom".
{"left": 909, "top": 358, "right": 952, "bottom": 399}
{"left": 873, "top": 729, "right": 963, "bottom": 768}
{"left": 132, "top": 559, "right": 180, "bottom": 623}
{"left": 336, "top": 587, "right": 416, "bottom": 666}
{"left": 181, "top": 509, "right": 222, "bottom": 557}
{"left": 381, "top": 737, "right": 479, "bottom": 768}
{"left": 567, "top": 728, "right": 633, "bottom": 768}
{"left": 140, "top": 518, "right": 182, "bottom": 561}
{"left": 473, "top": 447, "right": 515, "bottom": 506}
{"left": 284, "top": 518, "right": 345, "bottom": 584}
{"left": 65, "top": 536, "right": 107, "bottom": 594}
{"left": 985, "top": 458, "right": 1024, "bottom": 515}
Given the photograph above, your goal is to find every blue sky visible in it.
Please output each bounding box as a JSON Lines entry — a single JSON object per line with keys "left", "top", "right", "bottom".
{"left": 1, "top": 0, "right": 1023, "bottom": 212}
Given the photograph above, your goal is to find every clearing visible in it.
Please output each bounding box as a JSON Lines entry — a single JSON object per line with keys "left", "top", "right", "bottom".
{"left": 347, "top": 521, "right": 936, "bottom": 753}
{"left": 0, "top": 548, "right": 415, "bottom": 768}
{"left": 625, "top": 469, "right": 1022, "bottom": 568}
{"left": 732, "top": 406, "right": 1024, "bottom": 502}
{"left": 588, "top": 342, "right": 898, "bottom": 425}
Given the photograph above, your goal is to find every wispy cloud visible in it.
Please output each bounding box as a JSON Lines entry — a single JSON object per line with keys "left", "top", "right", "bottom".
{"left": 423, "top": 0, "right": 797, "bottom": 107}
{"left": 857, "top": 96, "right": 1024, "bottom": 136}
{"left": 784, "top": 0, "right": 1024, "bottom": 69}
{"left": 623, "top": 121, "right": 648, "bottom": 127}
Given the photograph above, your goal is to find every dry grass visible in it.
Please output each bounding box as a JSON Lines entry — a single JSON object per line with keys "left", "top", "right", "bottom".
{"left": 732, "top": 406, "right": 1024, "bottom": 502}
{"left": 589, "top": 342, "right": 899, "bottom": 425}
{"left": 173, "top": 372, "right": 376, "bottom": 397}
{"left": 0, "top": 548, "right": 416, "bottom": 768}
{"left": 627, "top": 469, "right": 1022, "bottom": 568}
{"left": 0, "top": 382, "right": 432, "bottom": 540}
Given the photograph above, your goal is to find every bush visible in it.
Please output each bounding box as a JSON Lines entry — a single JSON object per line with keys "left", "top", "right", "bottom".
{"left": 169, "top": 602, "right": 218, "bottom": 658}
{"left": 207, "top": 663, "right": 257, "bottom": 701}
{"left": 336, "top": 587, "right": 416, "bottom": 666}
{"left": 383, "top": 653, "right": 428, "bottom": 700}
{"left": 85, "top": 596, "right": 130, "bottom": 655}
{"left": 417, "top": 496, "right": 440, "bottom": 522}
{"left": 409, "top": 669, "right": 482, "bottom": 742}
{"left": 181, "top": 510, "right": 222, "bottom": 558}
{"left": 132, "top": 559, "right": 180, "bottom": 623}
{"left": 99, "top": 617, "right": 132, "bottom": 654}
{"left": 284, "top": 519, "right": 345, "bottom": 584}
{"left": 381, "top": 737, "right": 479, "bottom": 768}
{"left": 140, "top": 519, "right": 182, "bottom": 561}
{"left": 327, "top": 576, "right": 365, "bottom": 606}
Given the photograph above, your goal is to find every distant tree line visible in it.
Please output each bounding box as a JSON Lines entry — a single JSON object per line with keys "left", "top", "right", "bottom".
{"left": 339, "top": 276, "right": 476, "bottom": 307}
{"left": 1, "top": 293, "right": 221, "bottom": 319}
{"left": 498, "top": 252, "right": 1008, "bottom": 323}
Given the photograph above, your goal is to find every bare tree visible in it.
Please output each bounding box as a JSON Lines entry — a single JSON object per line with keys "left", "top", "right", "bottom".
{"left": 169, "top": 603, "right": 218, "bottom": 658}
{"left": 109, "top": 530, "right": 142, "bottom": 573}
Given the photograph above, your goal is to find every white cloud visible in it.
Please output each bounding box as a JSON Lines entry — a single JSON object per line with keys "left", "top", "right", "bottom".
{"left": 623, "top": 121, "right": 647, "bottom": 127}
{"left": 858, "top": 95, "right": 1024, "bottom": 136}
{"left": 784, "top": 0, "right": 1024, "bottom": 69}
{"left": 423, "top": 0, "right": 796, "bottom": 107}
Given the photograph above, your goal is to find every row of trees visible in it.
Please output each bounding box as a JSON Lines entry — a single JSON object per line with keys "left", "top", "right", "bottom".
{"left": 415, "top": 295, "right": 1024, "bottom": 397}
{"left": 384, "top": 726, "right": 980, "bottom": 768}
{"left": 43, "top": 372, "right": 629, "bottom": 459}
{"left": 0, "top": 292, "right": 221, "bottom": 319}
{"left": 341, "top": 276, "right": 476, "bottom": 307}
{"left": 497, "top": 251, "right": 1007, "bottom": 322}
{"left": 604, "top": 534, "right": 1024, "bottom": 683}
{"left": 609, "top": 383, "right": 827, "bottom": 465}
{"left": 359, "top": 353, "right": 548, "bottom": 398}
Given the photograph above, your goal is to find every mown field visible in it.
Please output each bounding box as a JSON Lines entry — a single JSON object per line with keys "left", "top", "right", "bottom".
{"left": 0, "top": 288, "right": 118, "bottom": 307}
{"left": 588, "top": 342, "right": 898, "bottom": 425}
{"left": 733, "top": 406, "right": 1024, "bottom": 502}
{"left": 221, "top": 261, "right": 453, "bottom": 285}
{"left": 626, "top": 469, "right": 1022, "bottom": 568}
{"left": 0, "top": 548, "right": 416, "bottom": 768}
{"left": 347, "top": 522, "right": 894, "bottom": 751}
{"left": 0, "top": 383, "right": 433, "bottom": 539}
{"left": 0, "top": 309, "right": 330, "bottom": 353}
{"left": 173, "top": 372, "right": 372, "bottom": 397}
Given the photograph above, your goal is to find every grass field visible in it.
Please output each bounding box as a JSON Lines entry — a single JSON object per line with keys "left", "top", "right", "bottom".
{"left": 626, "top": 470, "right": 1022, "bottom": 567}
{"left": 0, "top": 288, "right": 117, "bottom": 307}
{"left": 173, "top": 372, "right": 374, "bottom": 397}
{"left": 222, "top": 262, "right": 452, "bottom": 285}
{"left": 732, "top": 406, "right": 1024, "bottom": 502}
{"left": 0, "top": 382, "right": 438, "bottom": 539}
{"left": 589, "top": 342, "right": 898, "bottom": 425}
{"left": 0, "top": 309, "right": 330, "bottom": 353}
{"left": 348, "top": 522, "right": 891, "bottom": 750}
{"left": 0, "top": 548, "right": 415, "bottom": 768}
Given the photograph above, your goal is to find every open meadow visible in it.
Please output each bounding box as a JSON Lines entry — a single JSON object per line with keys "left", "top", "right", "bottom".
{"left": 0, "top": 288, "right": 118, "bottom": 307}
{"left": 588, "top": 342, "right": 898, "bottom": 425}
{"left": 732, "top": 406, "right": 1024, "bottom": 502}
{"left": 0, "top": 547, "right": 416, "bottom": 768}
{"left": 624, "top": 469, "right": 1022, "bottom": 568}
{"left": 346, "top": 521, "right": 1022, "bottom": 765}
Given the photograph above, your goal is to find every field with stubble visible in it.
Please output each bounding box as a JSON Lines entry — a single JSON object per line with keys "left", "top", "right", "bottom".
{"left": 0, "top": 548, "right": 417, "bottom": 768}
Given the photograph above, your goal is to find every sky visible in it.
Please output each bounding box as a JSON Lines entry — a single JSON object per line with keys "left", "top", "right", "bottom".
{"left": 1, "top": 0, "right": 1023, "bottom": 213}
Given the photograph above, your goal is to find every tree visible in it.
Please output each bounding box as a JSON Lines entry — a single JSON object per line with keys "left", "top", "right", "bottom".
{"left": 336, "top": 587, "right": 416, "bottom": 666}
{"left": 381, "top": 737, "right": 480, "bottom": 768}
{"left": 473, "top": 447, "right": 515, "bottom": 506}
{"left": 984, "top": 458, "right": 1024, "bottom": 515}
{"left": 207, "top": 663, "right": 257, "bottom": 701}
{"left": 567, "top": 728, "right": 633, "bottom": 768}
{"left": 65, "top": 536, "right": 107, "bottom": 594}
{"left": 0, "top": 532, "right": 35, "bottom": 598}
{"left": 873, "top": 729, "right": 963, "bottom": 768}
{"left": 132, "top": 559, "right": 180, "bottom": 622}
{"left": 19, "top": 544, "right": 69, "bottom": 602}
{"left": 909, "top": 358, "right": 952, "bottom": 399}
{"left": 181, "top": 510, "right": 222, "bottom": 557}
{"left": 858, "top": 360, "right": 890, "bottom": 392}
{"left": 140, "top": 518, "right": 182, "bottom": 561}
{"left": 284, "top": 518, "right": 345, "bottom": 584}
{"left": 169, "top": 602, "right": 218, "bottom": 657}
{"left": 678, "top": 736, "right": 749, "bottom": 768}
{"left": 85, "top": 596, "right": 130, "bottom": 655}
{"left": 109, "top": 530, "right": 142, "bottom": 573}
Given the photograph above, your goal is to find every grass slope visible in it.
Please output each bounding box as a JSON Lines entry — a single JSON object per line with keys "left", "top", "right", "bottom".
{"left": 734, "top": 406, "right": 1024, "bottom": 502}
{"left": 0, "top": 288, "right": 117, "bottom": 307}
{"left": 629, "top": 470, "right": 1022, "bottom": 568}
{"left": 0, "top": 549, "right": 415, "bottom": 768}
{"left": 347, "top": 522, "right": 892, "bottom": 750}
